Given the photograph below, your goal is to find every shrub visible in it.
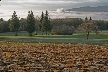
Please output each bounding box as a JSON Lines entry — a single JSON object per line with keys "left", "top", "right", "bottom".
{"left": 51, "top": 24, "right": 74, "bottom": 35}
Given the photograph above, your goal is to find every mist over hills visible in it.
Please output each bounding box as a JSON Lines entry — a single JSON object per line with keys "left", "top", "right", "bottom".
{"left": 67, "top": 6, "right": 108, "bottom": 12}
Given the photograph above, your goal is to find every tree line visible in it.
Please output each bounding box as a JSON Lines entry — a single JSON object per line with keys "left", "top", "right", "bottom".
{"left": 0, "top": 10, "right": 108, "bottom": 37}
{"left": 0, "top": 10, "right": 51, "bottom": 36}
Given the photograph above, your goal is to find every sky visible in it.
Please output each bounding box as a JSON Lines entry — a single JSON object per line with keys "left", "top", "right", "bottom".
{"left": 0, "top": 0, "right": 108, "bottom": 10}
{"left": 0, "top": 0, "right": 108, "bottom": 21}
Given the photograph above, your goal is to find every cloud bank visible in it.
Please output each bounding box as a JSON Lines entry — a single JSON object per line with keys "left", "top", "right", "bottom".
{"left": 0, "top": 0, "right": 108, "bottom": 21}
{"left": 0, "top": 0, "right": 108, "bottom": 10}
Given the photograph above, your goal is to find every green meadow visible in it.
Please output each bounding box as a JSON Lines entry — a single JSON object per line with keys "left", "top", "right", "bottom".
{"left": 0, "top": 31, "right": 108, "bottom": 45}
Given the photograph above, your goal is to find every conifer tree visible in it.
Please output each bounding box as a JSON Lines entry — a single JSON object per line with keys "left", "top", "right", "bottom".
{"left": 26, "top": 11, "right": 35, "bottom": 36}
{"left": 39, "top": 11, "right": 44, "bottom": 32}
{"left": 85, "top": 17, "right": 88, "bottom": 20}
{"left": 9, "top": 11, "right": 20, "bottom": 36}
{"left": 39, "top": 10, "right": 51, "bottom": 35}
{"left": 89, "top": 17, "right": 92, "bottom": 20}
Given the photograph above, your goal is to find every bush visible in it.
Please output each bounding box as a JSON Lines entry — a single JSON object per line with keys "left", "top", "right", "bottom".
{"left": 51, "top": 24, "right": 74, "bottom": 35}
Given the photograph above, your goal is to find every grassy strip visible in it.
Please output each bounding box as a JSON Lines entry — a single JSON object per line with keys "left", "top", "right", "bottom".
{"left": 0, "top": 31, "right": 108, "bottom": 45}
{"left": 0, "top": 37, "right": 108, "bottom": 45}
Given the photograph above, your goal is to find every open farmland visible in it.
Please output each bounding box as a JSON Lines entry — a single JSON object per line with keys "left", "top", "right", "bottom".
{"left": 0, "top": 42, "right": 108, "bottom": 72}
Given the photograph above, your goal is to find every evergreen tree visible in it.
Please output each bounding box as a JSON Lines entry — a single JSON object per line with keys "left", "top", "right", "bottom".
{"left": 39, "top": 11, "right": 44, "bottom": 32}
{"left": 89, "top": 17, "right": 92, "bottom": 20}
{"left": 9, "top": 11, "right": 20, "bottom": 36}
{"left": 39, "top": 10, "right": 51, "bottom": 35}
{"left": 44, "top": 10, "right": 51, "bottom": 35}
{"left": 26, "top": 11, "right": 35, "bottom": 36}
{"left": 0, "top": 18, "right": 3, "bottom": 22}
{"left": 85, "top": 17, "right": 88, "bottom": 20}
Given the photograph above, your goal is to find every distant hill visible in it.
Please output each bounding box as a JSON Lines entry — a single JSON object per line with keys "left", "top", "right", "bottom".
{"left": 66, "top": 6, "right": 108, "bottom": 12}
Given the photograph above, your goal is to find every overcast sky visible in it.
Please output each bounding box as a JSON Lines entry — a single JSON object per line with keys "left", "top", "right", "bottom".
{"left": 0, "top": 0, "right": 108, "bottom": 10}
{"left": 1, "top": 0, "right": 108, "bottom": 20}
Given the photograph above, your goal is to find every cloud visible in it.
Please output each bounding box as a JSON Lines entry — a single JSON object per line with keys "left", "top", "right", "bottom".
{"left": 0, "top": 0, "right": 108, "bottom": 10}
{"left": 1, "top": 10, "right": 108, "bottom": 21}
{"left": 1, "top": 0, "right": 103, "bottom": 4}
{"left": 56, "top": 8, "right": 65, "bottom": 13}
{"left": 8, "top": 0, "right": 80, "bottom": 4}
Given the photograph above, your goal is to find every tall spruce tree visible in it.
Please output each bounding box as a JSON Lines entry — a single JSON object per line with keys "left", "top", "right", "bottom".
{"left": 44, "top": 10, "right": 51, "bottom": 35}
{"left": 26, "top": 11, "right": 35, "bottom": 36}
{"left": 85, "top": 17, "right": 88, "bottom": 20}
{"left": 39, "top": 11, "right": 44, "bottom": 32}
{"left": 39, "top": 10, "right": 51, "bottom": 35}
{"left": 9, "top": 11, "right": 20, "bottom": 36}
{"left": 89, "top": 17, "right": 92, "bottom": 20}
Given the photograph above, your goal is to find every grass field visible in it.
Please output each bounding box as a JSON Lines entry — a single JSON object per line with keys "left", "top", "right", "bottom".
{"left": 0, "top": 31, "right": 108, "bottom": 45}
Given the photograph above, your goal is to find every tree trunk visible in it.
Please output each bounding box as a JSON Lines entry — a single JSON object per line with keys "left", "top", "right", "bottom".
{"left": 15, "top": 30, "right": 18, "bottom": 36}
{"left": 46, "top": 31, "right": 47, "bottom": 35}
{"left": 42, "top": 31, "right": 44, "bottom": 35}
{"left": 86, "top": 32, "right": 89, "bottom": 39}
{"left": 95, "top": 29, "right": 99, "bottom": 35}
